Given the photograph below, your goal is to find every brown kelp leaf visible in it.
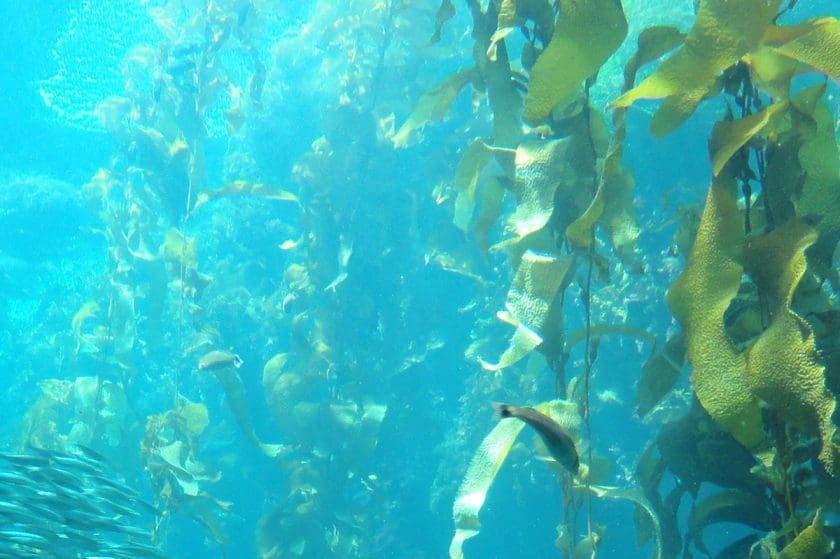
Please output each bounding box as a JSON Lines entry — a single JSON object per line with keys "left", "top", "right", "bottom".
{"left": 392, "top": 67, "right": 476, "bottom": 148}
{"left": 613, "top": 0, "right": 780, "bottom": 137}
{"left": 709, "top": 100, "right": 789, "bottom": 177}
{"left": 666, "top": 178, "right": 764, "bottom": 450}
{"left": 481, "top": 251, "right": 575, "bottom": 371}
{"left": 193, "top": 181, "right": 298, "bottom": 210}
{"left": 523, "top": 0, "right": 627, "bottom": 124}
{"left": 635, "top": 333, "right": 686, "bottom": 417}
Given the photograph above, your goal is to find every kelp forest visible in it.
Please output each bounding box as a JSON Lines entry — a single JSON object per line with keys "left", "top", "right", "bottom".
{"left": 1, "top": 0, "right": 839, "bottom": 557}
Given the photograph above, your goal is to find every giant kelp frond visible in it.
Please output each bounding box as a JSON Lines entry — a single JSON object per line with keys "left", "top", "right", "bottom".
{"left": 449, "top": 400, "right": 583, "bottom": 559}
{"left": 667, "top": 178, "right": 765, "bottom": 450}
{"left": 523, "top": 0, "right": 627, "bottom": 124}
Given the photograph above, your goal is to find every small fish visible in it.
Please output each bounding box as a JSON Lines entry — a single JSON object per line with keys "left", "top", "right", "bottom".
{"left": 492, "top": 402, "right": 579, "bottom": 474}
{"left": 198, "top": 349, "right": 243, "bottom": 370}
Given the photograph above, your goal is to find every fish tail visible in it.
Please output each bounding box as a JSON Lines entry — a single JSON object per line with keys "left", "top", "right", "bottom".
{"left": 491, "top": 402, "right": 514, "bottom": 418}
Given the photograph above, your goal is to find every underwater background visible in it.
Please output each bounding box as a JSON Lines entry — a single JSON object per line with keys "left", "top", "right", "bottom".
{"left": 0, "top": 0, "right": 839, "bottom": 558}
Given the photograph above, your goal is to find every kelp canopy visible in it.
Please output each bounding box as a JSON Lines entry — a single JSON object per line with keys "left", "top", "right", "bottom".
{"left": 2, "top": 0, "right": 839, "bottom": 558}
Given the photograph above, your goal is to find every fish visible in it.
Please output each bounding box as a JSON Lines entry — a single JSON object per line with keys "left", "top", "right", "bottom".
{"left": 0, "top": 446, "right": 166, "bottom": 558}
{"left": 492, "top": 402, "right": 580, "bottom": 474}
{"left": 198, "top": 349, "right": 244, "bottom": 370}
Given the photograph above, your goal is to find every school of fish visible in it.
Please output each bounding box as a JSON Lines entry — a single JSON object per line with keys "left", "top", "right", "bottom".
{"left": 0, "top": 445, "right": 167, "bottom": 558}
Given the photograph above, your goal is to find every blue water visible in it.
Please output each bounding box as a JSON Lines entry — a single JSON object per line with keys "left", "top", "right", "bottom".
{"left": 1, "top": 1, "right": 838, "bottom": 558}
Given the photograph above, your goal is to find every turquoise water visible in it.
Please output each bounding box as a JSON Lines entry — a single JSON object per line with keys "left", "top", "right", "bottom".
{"left": 1, "top": 1, "right": 839, "bottom": 558}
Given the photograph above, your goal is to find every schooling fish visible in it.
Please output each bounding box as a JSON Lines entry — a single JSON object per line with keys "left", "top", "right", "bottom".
{"left": 493, "top": 402, "right": 579, "bottom": 474}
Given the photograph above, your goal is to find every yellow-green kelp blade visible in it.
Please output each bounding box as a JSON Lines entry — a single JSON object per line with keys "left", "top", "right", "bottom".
{"left": 449, "top": 400, "right": 577, "bottom": 559}
{"left": 744, "top": 219, "right": 839, "bottom": 473}
{"left": 453, "top": 139, "right": 492, "bottom": 233}
{"left": 764, "top": 17, "right": 840, "bottom": 83}
{"left": 449, "top": 414, "right": 525, "bottom": 559}
{"left": 666, "top": 178, "right": 765, "bottom": 450}
{"left": 393, "top": 67, "right": 476, "bottom": 148}
{"left": 709, "top": 100, "right": 789, "bottom": 177}
{"left": 480, "top": 250, "right": 575, "bottom": 371}
{"left": 779, "top": 510, "right": 834, "bottom": 559}
{"left": 612, "top": 0, "right": 780, "bottom": 137}
{"left": 523, "top": 0, "right": 627, "bottom": 124}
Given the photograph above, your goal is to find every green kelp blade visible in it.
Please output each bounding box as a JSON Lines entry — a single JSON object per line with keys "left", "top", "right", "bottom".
{"left": 687, "top": 489, "right": 777, "bottom": 556}
{"left": 453, "top": 139, "right": 493, "bottom": 232}
{"left": 625, "top": 26, "right": 686, "bottom": 80}
{"left": 474, "top": 176, "right": 506, "bottom": 253}
{"left": 613, "top": 0, "right": 780, "bottom": 137}
{"left": 790, "top": 85, "right": 840, "bottom": 271}
{"left": 764, "top": 17, "right": 840, "bottom": 83}
{"left": 743, "top": 46, "right": 801, "bottom": 99}
{"left": 709, "top": 100, "right": 789, "bottom": 177}
{"left": 779, "top": 510, "right": 834, "bottom": 559}
{"left": 635, "top": 333, "right": 686, "bottom": 417}
{"left": 666, "top": 178, "right": 764, "bottom": 450}
{"left": 449, "top": 417, "right": 525, "bottom": 559}
{"left": 586, "top": 485, "right": 663, "bottom": 559}
{"left": 523, "top": 0, "right": 627, "bottom": 124}
{"left": 393, "top": 67, "right": 476, "bottom": 148}
{"left": 480, "top": 251, "right": 575, "bottom": 371}
{"left": 193, "top": 181, "right": 298, "bottom": 210}
{"left": 742, "top": 218, "right": 839, "bottom": 472}
{"left": 509, "top": 138, "right": 581, "bottom": 239}
{"left": 449, "top": 401, "right": 576, "bottom": 559}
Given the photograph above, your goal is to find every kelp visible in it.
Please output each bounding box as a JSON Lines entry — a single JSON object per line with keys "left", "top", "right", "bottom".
{"left": 686, "top": 489, "right": 777, "bottom": 556}
{"left": 778, "top": 510, "right": 834, "bottom": 558}
{"left": 667, "top": 178, "right": 765, "bottom": 450}
{"left": 392, "top": 67, "right": 477, "bottom": 148}
{"left": 449, "top": 400, "right": 582, "bottom": 559}
{"left": 430, "top": 0, "right": 456, "bottom": 44}
{"left": 142, "top": 398, "right": 229, "bottom": 549}
{"left": 634, "top": 333, "right": 686, "bottom": 417}
{"left": 192, "top": 181, "right": 298, "bottom": 211}
{"left": 613, "top": 3, "right": 840, "bottom": 137}
{"left": 197, "top": 349, "right": 286, "bottom": 458}
{"left": 480, "top": 250, "right": 575, "bottom": 371}
{"left": 17, "top": 376, "right": 131, "bottom": 451}
{"left": 522, "top": 0, "right": 627, "bottom": 124}
{"left": 453, "top": 138, "right": 493, "bottom": 233}
{"left": 743, "top": 220, "right": 838, "bottom": 471}
{"left": 709, "top": 100, "right": 789, "bottom": 177}
{"left": 613, "top": 0, "right": 781, "bottom": 136}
